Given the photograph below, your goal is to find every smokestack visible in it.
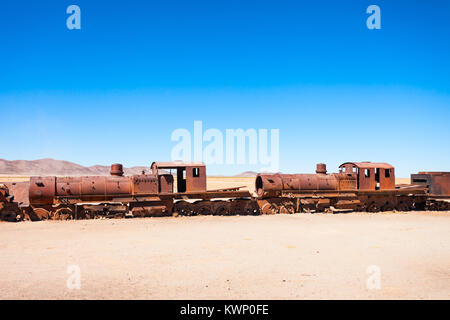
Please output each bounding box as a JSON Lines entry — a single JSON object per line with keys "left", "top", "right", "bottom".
{"left": 110, "top": 163, "right": 124, "bottom": 176}
{"left": 316, "top": 163, "right": 327, "bottom": 174}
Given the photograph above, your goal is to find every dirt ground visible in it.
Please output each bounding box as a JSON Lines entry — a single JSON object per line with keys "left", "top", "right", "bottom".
{"left": 0, "top": 211, "right": 449, "bottom": 300}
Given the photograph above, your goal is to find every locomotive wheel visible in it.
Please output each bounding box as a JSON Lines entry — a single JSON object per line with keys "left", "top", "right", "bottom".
{"left": 214, "top": 202, "right": 231, "bottom": 216}
{"left": 1, "top": 211, "right": 14, "bottom": 222}
{"left": 250, "top": 201, "right": 261, "bottom": 215}
{"left": 279, "top": 205, "right": 289, "bottom": 214}
{"left": 131, "top": 208, "right": 145, "bottom": 218}
{"left": 301, "top": 206, "right": 312, "bottom": 213}
{"left": 300, "top": 200, "right": 315, "bottom": 213}
{"left": 395, "top": 202, "right": 410, "bottom": 212}
{"left": 259, "top": 201, "right": 270, "bottom": 214}
{"left": 174, "top": 201, "right": 193, "bottom": 216}
{"left": 414, "top": 201, "right": 426, "bottom": 211}
{"left": 195, "top": 202, "right": 213, "bottom": 215}
{"left": 381, "top": 202, "right": 394, "bottom": 212}
{"left": 366, "top": 202, "right": 379, "bottom": 213}
{"left": 243, "top": 203, "right": 257, "bottom": 215}
{"left": 82, "top": 210, "right": 94, "bottom": 219}
{"left": 54, "top": 207, "right": 74, "bottom": 220}
{"left": 279, "top": 202, "right": 295, "bottom": 214}
{"left": 231, "top": 200, "right": 252, "bottom": 215}
{"left": 32, "top": 208, "right": 50, "bottom": 221}
{"left": 260, "top": 202, "right": 277, "bottom": 215}
{"left": 270, "top": 202, "right": 279, "bottom": 214}
{"left": 443, "top": 202, "right": 450, "bottom": 210}
{"left": 0, "top": 209, "right": 21, "bottom": 222}
{"left": 323, "top": 207, "right": 334, "bottom": 214}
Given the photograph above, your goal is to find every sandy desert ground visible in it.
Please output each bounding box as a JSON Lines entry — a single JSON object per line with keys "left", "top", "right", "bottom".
{"left": 0, "top": 211, "right": 449, "bottom": 300}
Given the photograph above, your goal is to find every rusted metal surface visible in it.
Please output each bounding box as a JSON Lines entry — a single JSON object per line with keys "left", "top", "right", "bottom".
{"left": 110, "top": 163, "right": 124, "bottom": 176}
{"left": 3, "top": 182, "right": 30, "bottom": 206}
{"left": 340, "top": 162, "right": 393, "bottom": 169}
{"left": 29, "top": 163, "right": 165, "bottom": 206}
{"left": 132, "top": 175, "right": 159, "bottom": 194}
{"left": 411, "top": 172, "right": 450, "bottom": 197}
{"left": 255, "top": 162, "right": 429, "bottom": 214}
{"left": 158, "top": 174, "right": 174, "bottom": 193}
{"left": 4, "top": 160, "right": 447, "bottom": 222}
{"left": 255, "top": 163, "right": 356, "bottom": 198}
{"left": 0, "top": 184, "right": 22, "bottom": 221}
{"left": 316, "top": 163, "right": 327, "bottom": 174}
{"left": 173, "top": 198, "right": 258, "bottom": 216}
{"left": 29, "top": 176, "right": 55, "bottom": 205}
{"left": 30, "top": 175, "right": 136, "bottom": 205}
{"left": 151, "top": 161, "right": 207, "bottom": 193}
{"left": 255, "top": 173, "right": 344, "bottom": 198}
{"left": 338, "top": 162, "right": 395, "bottom": 190}
{"left": 0, "top": 184, "right": 11, "bottom": 203}
{"left": 27, "top": 161, "right": 253, "bottom": 220}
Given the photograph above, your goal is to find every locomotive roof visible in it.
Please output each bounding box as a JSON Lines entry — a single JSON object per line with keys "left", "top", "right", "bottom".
{"left": 151, "top": 161, "right": 206, "bottom": 169}
{"left": 417, "top": 171, "right": 450, "bottom": 175}
{"left": 339, "top": 162, "right": 394, "bottom": 169}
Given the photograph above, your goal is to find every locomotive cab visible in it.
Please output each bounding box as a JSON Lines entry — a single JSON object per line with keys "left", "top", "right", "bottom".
{"left": 339, "top": 162, "right": 395, "bottom": 190}
{"left": 151, "top": 161, "right": 206, "bottom": 193}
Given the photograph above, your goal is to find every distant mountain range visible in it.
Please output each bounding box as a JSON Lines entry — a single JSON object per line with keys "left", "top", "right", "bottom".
{"left": 0, "top": 158, "right": 149, "bottom": 176}
{"left": 0, "top": 158, "right": 258, "bottom": 177}
{"left": 234, "top": 171, "right": 258, "bottom": 177}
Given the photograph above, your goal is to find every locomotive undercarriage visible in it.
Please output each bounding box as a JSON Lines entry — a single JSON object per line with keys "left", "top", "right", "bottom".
{"left": 174, "top": 198, "right": 258, "bottom": 216}
{"left": 256, "top": 193, "right": 429, "bottom": 214}
{"left": 0, "top": 202, "right": 23, "bottom": 222}
{"left": 0, "top": 185, "right": 23, "bottom": 222}
{"left": 425, "top": 198, "right": 450, "bottom": 211}
{"left": 24, "top": 198, "right": 259, "bottom": 221}
{"left": 10, "top": 195, "right": 450, "bottom": 222}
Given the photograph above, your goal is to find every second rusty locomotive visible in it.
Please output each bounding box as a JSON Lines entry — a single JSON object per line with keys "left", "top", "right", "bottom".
{"left": 255, "top": 162, "right": 432, "bottom": 214}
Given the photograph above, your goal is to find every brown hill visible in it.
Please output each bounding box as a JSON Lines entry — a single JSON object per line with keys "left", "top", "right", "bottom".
{"left": 0, "top": 158, "right": 150, "bottom": 176}
{"left": 234, "top": 171, "right": 258, "bottom": 177}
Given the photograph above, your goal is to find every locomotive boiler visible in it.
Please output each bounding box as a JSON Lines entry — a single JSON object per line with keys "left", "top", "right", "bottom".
{"left": 255, "top": 163, "right": 356, "bottom": 198}
{"left": 29, "top": 164, "right": 173, "bottom": 205}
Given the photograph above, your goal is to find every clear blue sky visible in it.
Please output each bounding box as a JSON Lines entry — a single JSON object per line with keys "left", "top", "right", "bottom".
{"left": 0, "top": 0, "right": 449, "bottom": 176}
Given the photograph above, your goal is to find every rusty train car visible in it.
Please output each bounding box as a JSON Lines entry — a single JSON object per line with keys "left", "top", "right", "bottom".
{"left": 1, "top": 160, "right": 449, "bottom": 222}
{"left": 0, "top": 184, "right": 22, "bottom": 222}
{"left": 410, "top": 171, "right": 450, "bottom": 210}
{"left": 255, "top": 162, "right": 436, "bottom": 214}
{"left": 25, "top": 162, "right": 257, "bottom": 221}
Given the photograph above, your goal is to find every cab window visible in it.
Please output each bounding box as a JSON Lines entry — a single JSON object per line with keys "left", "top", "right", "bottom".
{"left": 193, "top": 168, "right": 200, "bottom": 177}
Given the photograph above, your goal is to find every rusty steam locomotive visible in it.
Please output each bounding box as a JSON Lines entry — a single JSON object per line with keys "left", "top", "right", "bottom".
{"left": 26, "top": 162, "right": 257, "bottom": 221}
{"left": 1, "top": 160, "right": 449, "bottom": 221}
{"left": 255, "top": 162, "right": 444, "bottom": 214}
